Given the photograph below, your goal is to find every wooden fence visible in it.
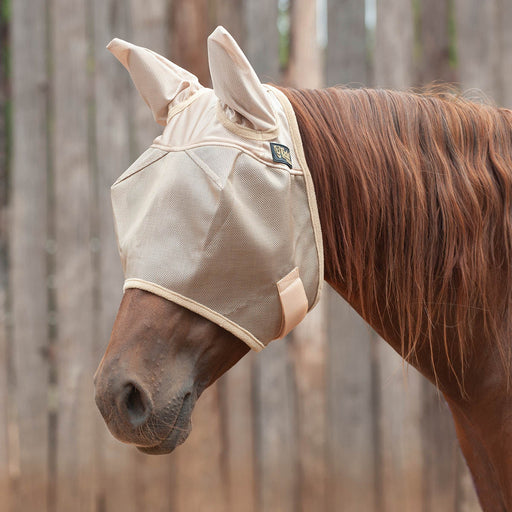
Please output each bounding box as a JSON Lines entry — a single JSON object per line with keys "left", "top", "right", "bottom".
{"left": 1, "top": 0, "right": 511, "bottom": 510}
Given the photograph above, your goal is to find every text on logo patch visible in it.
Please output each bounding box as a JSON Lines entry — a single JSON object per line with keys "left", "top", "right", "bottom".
{"left": 270, "top": 143, "right": 292, "bottom": 168}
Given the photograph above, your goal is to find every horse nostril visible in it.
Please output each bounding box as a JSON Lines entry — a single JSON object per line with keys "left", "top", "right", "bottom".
{"left": 121, "top": 382, "right": 152, "bottom": 428}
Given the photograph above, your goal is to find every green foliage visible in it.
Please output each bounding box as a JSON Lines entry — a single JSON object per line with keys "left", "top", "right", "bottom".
{"left": 448, "top": 0, "right": 457, "bottom": 68}
{"left": 1, "top": 0, "right": 11, "bottom": 190}
{"left": 0, "top": 0, "right": 9, "bottom": 24}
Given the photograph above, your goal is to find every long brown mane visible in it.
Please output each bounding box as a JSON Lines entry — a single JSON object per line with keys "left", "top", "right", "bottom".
{"left": 281, "top": 86, "right": 512, "bottom": 388}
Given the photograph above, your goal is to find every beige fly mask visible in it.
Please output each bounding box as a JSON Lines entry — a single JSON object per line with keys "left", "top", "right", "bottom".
{"left": 108, "top": 26, "right": 323, "bottom": 351}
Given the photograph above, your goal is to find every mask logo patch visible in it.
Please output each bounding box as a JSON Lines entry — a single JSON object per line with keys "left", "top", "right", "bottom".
{"left": 270, "top": 143, "right": 292, "bottom": 168}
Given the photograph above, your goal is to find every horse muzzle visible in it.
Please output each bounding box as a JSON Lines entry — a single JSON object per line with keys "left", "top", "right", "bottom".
{"left": 94, "top": 368, "right": 196, "bottom": 453}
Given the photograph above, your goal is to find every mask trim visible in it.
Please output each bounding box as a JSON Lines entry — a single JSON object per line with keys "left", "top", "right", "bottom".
{"left": 267, "top": 85, "right": 324, "bottom": 308}
{"left": 124, "top": 278, "right": 266, "bottom": 351}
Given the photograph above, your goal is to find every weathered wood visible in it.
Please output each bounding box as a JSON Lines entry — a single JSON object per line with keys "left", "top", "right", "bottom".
{"left": 326, "top": 288, "right": 376, "bottom": 512}
{"left": 373, "top": 3, "right": 424, "bottom": 510}
{"left": 131, "top": 0, "right": 168, "bottom": 156}
{"left": 254, "top": 341, "right": 298, "bottom": 512}
{"left": 453, "top": 3, "right": 501, "bottom": 510}
{"left": 0, "top": 287, "right": 8, "bottom": 511}
{"left": 243, "top": 3, "right": 299, "bottom": 510}
{"left": 244, "top": 0, "right": 280, "bottom": 83}
{"left": 220, "top": 354, "right": 256, "bottom": 512}
{"left": 416, "top": 0, "right": 455, "bottom": 85}
{"left": 51, "top": 0, "right": 96, "bottom": 510}
{"left": 324, "top": 4, "right": 374, "bottom": 509}
{"left": 112, "top": 3, "right": 180, "bottom": 511}
{"left": 285, "top": 0, "right": 323, "bottom": 88}
{"left": 456, "top": 449, "right": 482, "bottom": 512}
{"left": 10, "top": 1, "right": 50, "bottom": 510}
{"left": 498, "top": 0, "right": 512, "bottom": 108}
{"left": 291, "top": 313, "right": 327, "bottom": 512}
{"left": 0, "top": 4, "right": 10, "bottom": 508}
{"left": 3, "top": 2, "right": 503, "bottom": 510}
{"left": 421, "top": 381, "right": 459, "bottom": 512}
{"left": 454, "top": 0, "right": 500, "bottom": 102}
{"left": 374, "top": 0, "right": 414, "bottom": 89}
{"left": 206, "top": 6, "right": 256, "bottom": 511}
{"left": 92, "top": 1, "right": 145, "bottom": 511}
{"left": 174, "top": 385, "right": 227, "bottom": 512}
{"left": 412, "top": 4, "right": 467, "bottom": 510}
{"left": 376, "top": 343, "right": 424, "bottom": 511}
{"left": 168, "top": 0, "right": 212, "bottom": 87}
{"left": 285, "top": 4, "right": 327, "bottom": 510}
{"left": 167, "top": 5, "right": 228, "bottom": 510}
{"left": 213, "top": 0, "right": 245, "bottom": 45}
{"left": 326, "top": 0, "right": 367, "bottom": 86}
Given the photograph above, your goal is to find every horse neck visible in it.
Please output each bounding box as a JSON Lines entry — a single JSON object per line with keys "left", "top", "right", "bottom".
{"left": 281, "top": 87, "right": 377, "bottom": 301}
{"left": 280, "top": 86, "right": 512, "bottom": 392}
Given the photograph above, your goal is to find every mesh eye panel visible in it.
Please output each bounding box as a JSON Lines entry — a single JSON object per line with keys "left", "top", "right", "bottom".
{"left": 112, "top": 147, "right": 318, "bottom": 345}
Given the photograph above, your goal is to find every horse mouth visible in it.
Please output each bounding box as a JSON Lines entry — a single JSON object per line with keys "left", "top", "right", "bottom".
{"left": 136, "top": 392, "right": 194, "bottom": 455}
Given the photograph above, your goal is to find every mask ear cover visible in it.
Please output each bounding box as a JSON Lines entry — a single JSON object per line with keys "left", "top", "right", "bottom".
{"left": 207, "top": 26, "right": 278, "bottom": 137}
{"left": 107, "top": 38, "right": 204, "bottom": 126}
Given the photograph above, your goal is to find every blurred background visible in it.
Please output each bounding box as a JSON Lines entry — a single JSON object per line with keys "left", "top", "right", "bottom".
{"left": 1, "top": 0, "right": 511, "bottom": 511}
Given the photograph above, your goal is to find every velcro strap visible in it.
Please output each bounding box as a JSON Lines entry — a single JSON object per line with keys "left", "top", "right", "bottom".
{"left": 276, "top": 267, "right": 308, "bottom": 339}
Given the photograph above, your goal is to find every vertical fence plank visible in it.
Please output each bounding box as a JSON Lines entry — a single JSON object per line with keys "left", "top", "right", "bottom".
{"left": 324, "top": 3, "right": 374, "bottom": 510}
{"left": 374, "top": 0, "right": 414, "bottom": 89}
{"left": 220, "top": 352, "right": 256, "bottom": 512}
{"left": 286, "top": 3, "right": 328, "bottom": 511}
{"left": 165, "top": 3, "right": 227, "bottom": 511}
{"left": 326, "top": 290, "right": 376, "bottom": 512}
{"left": 454, "top": 0, "right": 500, "bottom": 101}
{"left": 10, "top": 1, "right": 49, "bottom": 510}
{"left": 168, "top": 0, "right": 212, "bottom": 86}
{"left": 215, "top": 11, "right": 256, "bottom": 509}
{"left": 129, "top": 2, "right": 179, "bottom": 510}
{"left": 243, "top": 2, "right": 299, "bottom": 511}
{"left": 326, "top": 0, "right": 367, "bottom": 87}
{"left": 255, "top": 341, "right": 298, "bottom": 512}
{"left": 285, "top": 0, "right": 323, "bottom": 88}
{"left": 0, "top": 290, "right": 7, "bottom": 511}
{"left": 412, "top": 4, "right": 462, "bottom": 510}
{"left": 52, "top": 0, "right": 96, "bottom": 510}
{"left": 374, "top": 2, "right": 424, "bottom": 511}
{"left": 218, "top": 11, "right": 256, "bottom": 503}
{"left": 175, "top": 385, "right": 227, "bottom": 512}
{"left": 416, "top": 0, "right": 455, "bottom": 85}
{"left": 0, "top": 4, "right": 10, "bottom": 506}
{"left": 454, "top": 2, "right": 500, "bottom": 510}
{"left": 421, "top": 382, "right": 459, "bottom": 512}
{"left": 91, "top": 2, "right": 141, "bottom": 512}
{"left": 130, "top": 0, "right": 167, "bottom": 156}
{"left": 498, "top": 0, "right": 512, "bottom": 108}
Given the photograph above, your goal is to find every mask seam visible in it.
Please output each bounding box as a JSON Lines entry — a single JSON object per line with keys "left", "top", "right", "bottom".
{"left": 215, "top": 100, "right": 279, "bottom": 140}
{"left": 150, "top": 141, "right": 303, "bottom": 175}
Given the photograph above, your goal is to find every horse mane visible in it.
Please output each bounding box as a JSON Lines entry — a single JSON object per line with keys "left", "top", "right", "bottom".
{"left": 280, "top": 86, "right": 512, "bottom": 389}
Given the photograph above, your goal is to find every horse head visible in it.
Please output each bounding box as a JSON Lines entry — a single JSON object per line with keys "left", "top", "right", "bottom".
{"left": 93, "top": 27, "right": 323, "bottom": 454}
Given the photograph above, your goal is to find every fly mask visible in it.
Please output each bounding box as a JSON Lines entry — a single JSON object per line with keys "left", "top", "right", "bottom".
{"left": 108, "top": 26, "right": 323, "bottom": 351}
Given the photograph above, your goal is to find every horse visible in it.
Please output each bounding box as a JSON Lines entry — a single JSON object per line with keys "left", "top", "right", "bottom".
{"left": 94, "top": 27, "right": 512, "bottom": 511}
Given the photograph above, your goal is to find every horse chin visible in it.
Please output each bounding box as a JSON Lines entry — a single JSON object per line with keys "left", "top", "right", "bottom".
{"left": 136, "top": 392, "right": 195, "bottom": 455}
{"left": 136, "top": 421, "right": 192, "bottom": 455}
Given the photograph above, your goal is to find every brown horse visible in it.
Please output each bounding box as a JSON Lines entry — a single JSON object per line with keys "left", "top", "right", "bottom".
{"left": 94, "top": 32, "right": 512, "bottom": 511}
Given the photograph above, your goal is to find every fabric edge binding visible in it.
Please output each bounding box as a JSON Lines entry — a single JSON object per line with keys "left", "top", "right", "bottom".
{"left": 124, "top": 278, "right": 265, "bottom": 351}
{"left": 266, "top": 85, "right": 325, "bottom": 310}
